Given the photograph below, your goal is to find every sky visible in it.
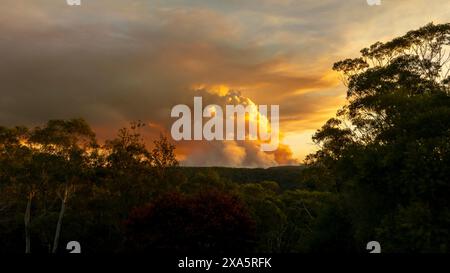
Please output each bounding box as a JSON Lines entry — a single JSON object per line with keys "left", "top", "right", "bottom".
{"left": 1, "top": 0, "right": 449, "bottom": 167}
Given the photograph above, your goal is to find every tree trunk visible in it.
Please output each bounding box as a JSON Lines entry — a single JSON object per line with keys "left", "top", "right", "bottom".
{"left": 52, "top": 185, "right": 68, "bottom": 254}
{"left": 24, "top": 191, "right": 33, "bottom": 254}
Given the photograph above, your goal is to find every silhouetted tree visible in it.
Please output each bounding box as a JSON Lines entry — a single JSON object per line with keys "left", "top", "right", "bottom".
{"left": 307, "top": 23, "right": 450, "bottom": 252}
{"left": 29, "top": 119, "right": 97, "bottom": 253}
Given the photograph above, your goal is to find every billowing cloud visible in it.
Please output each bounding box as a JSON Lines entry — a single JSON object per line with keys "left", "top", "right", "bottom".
{"left": 170, "top": 90, "right": 298, "bottom": 167}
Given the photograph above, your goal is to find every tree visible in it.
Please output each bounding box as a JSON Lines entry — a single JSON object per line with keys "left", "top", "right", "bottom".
{"left": 151, "top": 133, "right": 178, "bottom": 169}
{"left": 237, "top": 183, "right": 286, "bottom": 252}
{"left": 105, "top": 121, "right": 152, "bottom": 172}
{"left": 0, "top": 126, "right": 33, "bottom": 253}
{"left": 28, "top": 118, "right": 97, "bottom": 253}
{"left": 150, "top": 133, "right": 179, "bottom": 186}
{"left": 104, "top": 122, "right": 158, "bottom": 212}
{"left": 124, "top": 190, "right": 255, "bottom": 253}
{"left": 307, "top": 23, "right": 450, "bottom": 252}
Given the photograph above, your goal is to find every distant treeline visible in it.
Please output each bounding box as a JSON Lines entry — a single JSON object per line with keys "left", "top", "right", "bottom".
{"left": 181, "top": 166, "right": 306, "bottom": 190}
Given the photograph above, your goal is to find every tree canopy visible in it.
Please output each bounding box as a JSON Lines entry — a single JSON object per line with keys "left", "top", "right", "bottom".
{"left": 307, "top": 23, "right": 450, "bottom": 252}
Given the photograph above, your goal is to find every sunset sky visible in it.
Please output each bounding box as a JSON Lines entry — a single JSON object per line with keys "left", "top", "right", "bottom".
{"left": 1, "top": 0, "right": 449, "bottom": 167}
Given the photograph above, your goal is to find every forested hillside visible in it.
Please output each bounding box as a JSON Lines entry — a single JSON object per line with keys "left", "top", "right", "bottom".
{"left": 181, "top": 166, "right": 306, "bottom": 190}
{"left": 1, "top": 23, "right": 449, "bottom": 254}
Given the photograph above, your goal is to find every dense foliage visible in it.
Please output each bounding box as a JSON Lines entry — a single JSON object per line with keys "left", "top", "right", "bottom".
{"left": 0, "top": 23, "right": 449, "bottom": 253}
{"left": 306, "top": 22, "right": 450, "bottom": 252}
